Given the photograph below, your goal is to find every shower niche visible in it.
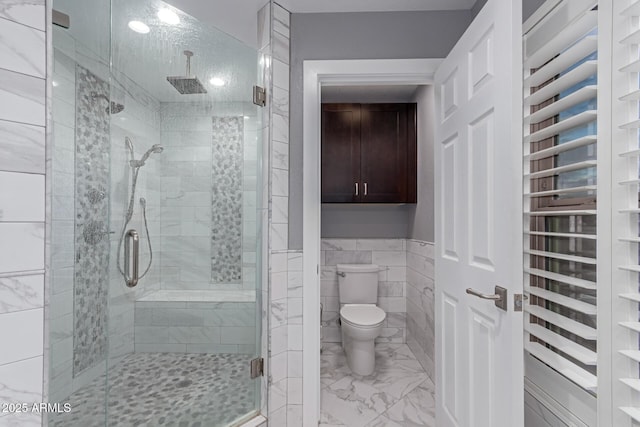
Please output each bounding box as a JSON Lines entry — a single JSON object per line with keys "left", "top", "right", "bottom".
{"left": 48, "top": 0, "right": 265, "bottom": 425}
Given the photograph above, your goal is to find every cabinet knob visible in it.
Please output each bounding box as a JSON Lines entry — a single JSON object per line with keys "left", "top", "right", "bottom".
{"left": 355, "top": 182, "right": 359, "bottom": 196}
{"left": 364, "top": 182, "right": 368, "bottom": 196}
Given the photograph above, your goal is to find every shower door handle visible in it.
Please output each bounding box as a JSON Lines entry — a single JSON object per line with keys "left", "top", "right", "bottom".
{"left": 124, "top": 229, "right": 139, "bottom": 288}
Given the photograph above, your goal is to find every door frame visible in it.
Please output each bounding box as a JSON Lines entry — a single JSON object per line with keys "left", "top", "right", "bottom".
{"left": 302, "top": 58, "right": 442, "bottom": 426}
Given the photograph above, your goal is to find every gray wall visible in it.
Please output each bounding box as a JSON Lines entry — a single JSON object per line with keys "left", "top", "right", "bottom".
{"left": 472, "top": 0, "right": 547, "bottom": 21}
{"left": 523, "top": 0, "right": 547, "bottom": 22}
{"left": 322, "top": 205, "right": 411, "bottom": 238}
{"left": 408, "top": 85, "right": 435, "bottom": 242}
{"left": 290, "top": 10, "right": 474, "bottom": 248}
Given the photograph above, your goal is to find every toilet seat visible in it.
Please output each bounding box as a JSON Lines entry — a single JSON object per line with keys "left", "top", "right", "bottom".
{"left": 340, "top": 304, "right": 386, "bottom": 327}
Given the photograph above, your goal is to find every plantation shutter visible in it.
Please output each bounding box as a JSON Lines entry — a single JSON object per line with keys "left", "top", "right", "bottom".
{"left": 612, "top": 1, "right": 640, "bottom": 425}
{"left": 523, "top": 0, "right": 599, "bottom": 394}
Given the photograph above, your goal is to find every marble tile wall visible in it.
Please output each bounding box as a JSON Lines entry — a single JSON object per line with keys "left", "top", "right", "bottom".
{"left": 259, "top": 2, "right": 302, "bottom": 425}
{"left": 320, "top": 239, "right": 407, "bottom": 344}
{"left": 0, "top": 1, "right": 47, "bottom": 425}
{"left": 405, "top": 239, "right": 435, "bottom": 380}
{"left": 268, "top": 250, "right": 303, "bottom": 426}
{"left": 133, "top": 301, "right": 256, "bottom": 354}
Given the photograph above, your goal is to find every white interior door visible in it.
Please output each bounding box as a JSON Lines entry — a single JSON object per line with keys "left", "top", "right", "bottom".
{"left": 434, "top": 1, "right": 523, "bottom": 426}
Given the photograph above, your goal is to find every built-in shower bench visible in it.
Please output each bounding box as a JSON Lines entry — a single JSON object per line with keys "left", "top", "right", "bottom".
{"left": 133, "top": 289, "right": 258, "bottom": 354}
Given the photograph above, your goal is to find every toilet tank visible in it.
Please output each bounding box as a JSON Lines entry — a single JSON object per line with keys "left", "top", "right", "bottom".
{"left": 336, "top": 264, "right": 379, "bottom": 304}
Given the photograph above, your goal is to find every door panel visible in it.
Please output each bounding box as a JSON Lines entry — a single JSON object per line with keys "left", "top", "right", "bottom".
{"left": 360, "top": 103, "right": 408, "bottom": 202}
{"left": 441, "top": 134, "right": 460, "bottom": 261}
{"left": 435, "top": 0, "right": 523, "bottom": 426}
{"left": 321, "top": 104, "right": 361, "bottom": 202}
{"left": 468, "top": 109, "right": 494, "bottom": 269}
{"left": 442, "top": 294, "right": 460, "bottom": 425}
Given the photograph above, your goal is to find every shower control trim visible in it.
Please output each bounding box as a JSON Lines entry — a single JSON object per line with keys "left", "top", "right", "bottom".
{"left": 124, "top": 229, "right": 139, "bottom": 288}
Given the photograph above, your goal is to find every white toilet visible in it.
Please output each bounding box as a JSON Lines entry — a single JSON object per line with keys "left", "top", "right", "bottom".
{"left": 337, "top": 263, "right": 386, "bottom": 376}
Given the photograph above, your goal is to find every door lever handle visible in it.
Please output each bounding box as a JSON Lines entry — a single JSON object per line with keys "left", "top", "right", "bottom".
{"left": 466, "top": 288, "right": 501, "bottom": 300}
{"left": 466, "top": 286, "right": 508, "bottom": 311}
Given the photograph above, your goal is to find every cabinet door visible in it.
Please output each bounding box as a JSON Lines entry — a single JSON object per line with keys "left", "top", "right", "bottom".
{"left": 360, "top": 103, "right": 416, "bottom": 202}
{"left": 321, "top": 104, "right": 361, "bottom": 202}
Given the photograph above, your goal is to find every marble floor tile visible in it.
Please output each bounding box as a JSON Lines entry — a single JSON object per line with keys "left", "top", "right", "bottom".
{"left": 320, "top": 343, "right": 435, "bottom": 427}
{"left": 321, "top": 377, "right": 395, "bottom": 427}
{"left": 383, "top": 378, "right": 436, "bottom": 427}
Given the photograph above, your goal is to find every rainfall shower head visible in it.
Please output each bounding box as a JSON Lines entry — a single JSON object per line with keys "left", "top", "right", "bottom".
{"left": 167, "top": 50, "right": 207, "bottom": 94}
{"left": 92, "top": 92, "right": 125, "bottom": 114}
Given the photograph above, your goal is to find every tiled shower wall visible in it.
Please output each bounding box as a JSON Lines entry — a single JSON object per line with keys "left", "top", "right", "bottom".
{"left": 320, "top": 239, "right": 407, "bottom": 344}
{"left": 0, "top": 1, "right": 47, "bottom": 426}
{"left": 158, "top": 102, "right": 258, "bottom": 291}
{"left": 406, "top": 239, "right": 435, "bottom": 379}
{"left": 259, "top": 2, "right": 303, "bottom": 426}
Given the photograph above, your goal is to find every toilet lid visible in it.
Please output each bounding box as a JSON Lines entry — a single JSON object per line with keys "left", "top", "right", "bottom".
{"left": 340, "top": 304, "right": 386, "bottom": 327}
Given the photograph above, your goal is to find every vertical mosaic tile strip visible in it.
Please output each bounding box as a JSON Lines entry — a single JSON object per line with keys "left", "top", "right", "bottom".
{"left": 211, "top": 116, "right": 243, "bottom": 283}
{"left": 73, "top": 65, "right": 110, "bottom": 376}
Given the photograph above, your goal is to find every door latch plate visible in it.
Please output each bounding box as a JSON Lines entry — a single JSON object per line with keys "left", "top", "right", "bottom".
{"left": 514, "top": 293, "right": 528, "bottom": 312}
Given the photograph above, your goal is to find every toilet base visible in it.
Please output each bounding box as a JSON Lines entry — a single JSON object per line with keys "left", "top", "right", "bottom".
{"left": 343, "top": 336, "right": 376, "bottom": 376}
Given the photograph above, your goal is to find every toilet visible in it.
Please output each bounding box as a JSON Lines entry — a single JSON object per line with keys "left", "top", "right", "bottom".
{"left": 336, "top": 263, "right": 386, "bottom": 376}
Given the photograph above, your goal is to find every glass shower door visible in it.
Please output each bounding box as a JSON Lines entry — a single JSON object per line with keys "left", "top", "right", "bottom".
{"left": 48, "top": 0, "right": 264, "bottom": 425}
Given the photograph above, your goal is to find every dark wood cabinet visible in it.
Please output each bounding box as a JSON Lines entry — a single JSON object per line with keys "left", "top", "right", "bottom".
{"left": 321, "top": 103, "right": 417, "bottom": 203}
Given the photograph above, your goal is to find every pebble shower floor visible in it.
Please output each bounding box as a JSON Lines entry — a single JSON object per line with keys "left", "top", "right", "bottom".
{"left": 49, "top": 353, "right": 255, "bottom": 427}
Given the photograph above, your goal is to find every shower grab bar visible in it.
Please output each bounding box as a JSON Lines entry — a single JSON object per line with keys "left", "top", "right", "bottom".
{"left": 124, "top": 229, "right": 139, "bottom": 288}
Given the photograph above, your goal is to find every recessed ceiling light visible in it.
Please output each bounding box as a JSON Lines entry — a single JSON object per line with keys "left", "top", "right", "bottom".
{"left": 210, "top": 77, "right": 226, "bottom": 87}
{"left": 128, "top": 20, "right": 150, "bottom": 34}
{"left": 52, "top": 80, "right": 59, "bottom": 87}
{"left": 243, "top": 115, "right": 250, "bottom": 119}
{"left": 158, "top": 8, "right": 180, "bottom": 25}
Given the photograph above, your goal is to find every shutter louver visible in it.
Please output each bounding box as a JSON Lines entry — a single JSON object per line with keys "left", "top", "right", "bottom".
{"left": 523, "top": 0, "right": 599, "bottom": 397}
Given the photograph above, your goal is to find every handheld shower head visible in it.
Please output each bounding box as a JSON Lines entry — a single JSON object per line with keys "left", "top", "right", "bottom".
{"left": 150, "top": 144, "right": 164, "bottom": 154}
{"left": 129, "top": 143, "right": 164, "bottom": 168}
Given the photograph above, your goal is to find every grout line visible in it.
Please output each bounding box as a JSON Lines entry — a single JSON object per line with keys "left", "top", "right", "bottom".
{"left": 0, "top": 269, "right": 45, "bottom": 278}
{"left": 0, "top": 14, "right": 45, "bottom": 33}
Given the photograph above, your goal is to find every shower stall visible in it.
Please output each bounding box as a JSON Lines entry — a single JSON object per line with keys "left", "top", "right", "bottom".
{"left": 48, "top": 0, "right": 265, "bottom": 425}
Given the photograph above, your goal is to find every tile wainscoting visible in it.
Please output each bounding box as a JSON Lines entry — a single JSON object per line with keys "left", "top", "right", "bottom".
{"left": 321, "top": 238, "right": 408, "bottom": 345}
{"left": 319, "top": 238, "right": 435, "bottom": 380}
{"left": 405, "top": 240, "right": 435, "bottom": 380}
